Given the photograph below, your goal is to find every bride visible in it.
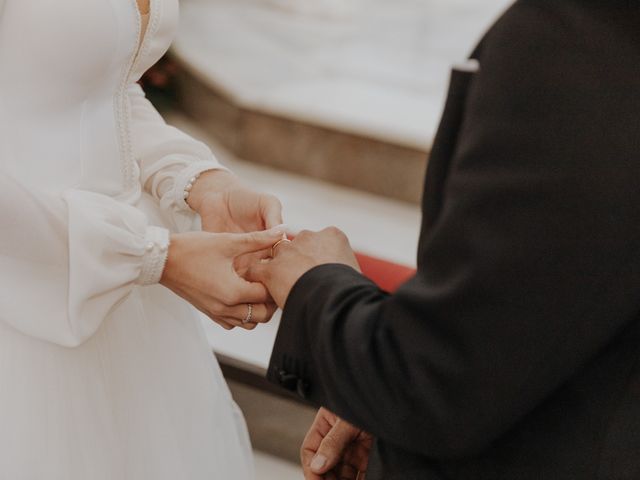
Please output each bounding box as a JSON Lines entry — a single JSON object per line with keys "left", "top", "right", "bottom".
{"left": 0, "top": 0, "right": 284, "bottom": 478}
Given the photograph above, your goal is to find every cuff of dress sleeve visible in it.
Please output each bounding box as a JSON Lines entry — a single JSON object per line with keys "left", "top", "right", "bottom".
{"left": 172, "top": 161, "right": 229, "bottom": 212}
{"left": 136, "top": 226, "right": 171, "bottom": 286}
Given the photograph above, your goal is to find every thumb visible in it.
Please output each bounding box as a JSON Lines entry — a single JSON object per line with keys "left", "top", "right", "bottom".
{"left": 261, "top": 196, "right": 284, "bottom": 230}
{"left": 228, "top": 227, "right": 285, "bottom": 256}
{"left": 310, "top": 420, "right": 360, "bottom": 474}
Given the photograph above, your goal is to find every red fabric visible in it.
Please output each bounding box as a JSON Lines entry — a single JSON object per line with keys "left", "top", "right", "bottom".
{"left": 355, "top": 252, "right": 415, "bottom": 293}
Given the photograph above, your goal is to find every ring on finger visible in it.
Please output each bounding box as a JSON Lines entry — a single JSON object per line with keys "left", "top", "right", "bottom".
{"left": 243, "top": 303, "right": 253, "bottom": 324}
{"left": 271, "top": 238, "right": 291, "bottom": 258}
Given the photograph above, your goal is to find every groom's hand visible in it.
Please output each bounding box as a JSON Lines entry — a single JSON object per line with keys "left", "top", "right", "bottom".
{"left": 301, "top": 408, "right": 373, "bottom": 480}
{"left": 247, "top": 227, "right": 360, "bottom": 308}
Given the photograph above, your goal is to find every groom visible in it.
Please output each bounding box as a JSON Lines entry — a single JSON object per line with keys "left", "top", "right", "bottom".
{"left": 249, "top": 1, "right": 640, "bottom": 479}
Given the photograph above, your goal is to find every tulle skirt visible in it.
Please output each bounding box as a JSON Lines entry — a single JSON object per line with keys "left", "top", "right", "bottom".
{"left": 0, "top": 196, "right": 254, "bottom": 479}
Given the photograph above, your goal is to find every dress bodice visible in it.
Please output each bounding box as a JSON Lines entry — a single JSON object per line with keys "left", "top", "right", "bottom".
{"left": 0, "top": 0, "right": 178, "bottom": 199}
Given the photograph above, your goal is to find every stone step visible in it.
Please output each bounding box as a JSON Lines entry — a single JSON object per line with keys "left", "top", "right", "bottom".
{"left": 173, "top": 63, "right": 428, "bottom": 204}
{"left": 171, "top": 0, "right": 512, "bottom": 204}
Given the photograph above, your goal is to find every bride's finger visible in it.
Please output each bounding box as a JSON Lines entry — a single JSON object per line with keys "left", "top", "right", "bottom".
{"left": 223, "top": 276, "right": 271, "bottom": 305}
{"left": 224, "top": 228, "right": 286, "bottom": 257}
{"left": 251, "top": 303, "right": 278, "bottom": 324}
{"left": 209, "top": 317, "right": 237, "bottom": 331}
{"left": 188, "top": 301, "right": 237, "bottom": 331}
{"left": 217, "top": 316, "right": 259, "bottom": 331}
{"left": 222, "top": 303, "right": 275, "bottom": 324}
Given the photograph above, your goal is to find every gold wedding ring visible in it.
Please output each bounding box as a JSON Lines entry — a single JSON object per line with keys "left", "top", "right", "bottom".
{"left": 243, "top": 304, "right": 253, "bottom": 324}
{"left": 271, "top": 238, "right": 291, "bottom": 258}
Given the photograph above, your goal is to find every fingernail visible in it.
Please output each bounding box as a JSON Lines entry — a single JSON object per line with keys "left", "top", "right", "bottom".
{"left": 272, "top": 229, "right": 288, "bottom": 239}
{"left": 310, "top": 454, "right": 327, "bottom": 472}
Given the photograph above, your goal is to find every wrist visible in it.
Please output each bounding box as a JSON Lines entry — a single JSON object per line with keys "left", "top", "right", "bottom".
{"left": 187, "top": 170, "right": 239, "bottom": 212}
{"left": 161, "top": 231, "right": 219, "bottom": 287}
{"left": 160, "top": 233, "right": 191, "bottom": 288}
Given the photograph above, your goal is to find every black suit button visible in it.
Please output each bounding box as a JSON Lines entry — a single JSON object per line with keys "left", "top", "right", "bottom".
{"left": 278, "top": 370, "right": 298, "bottom": 391}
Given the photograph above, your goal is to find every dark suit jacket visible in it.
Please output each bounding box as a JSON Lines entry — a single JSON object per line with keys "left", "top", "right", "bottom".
{"left": 268, "top": 1, "right": 640, "bottom": 478}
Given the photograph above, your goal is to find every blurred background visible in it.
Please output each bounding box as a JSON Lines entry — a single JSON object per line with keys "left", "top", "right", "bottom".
{"left": 144, "top": 0, "right": 512, "bottom": 476}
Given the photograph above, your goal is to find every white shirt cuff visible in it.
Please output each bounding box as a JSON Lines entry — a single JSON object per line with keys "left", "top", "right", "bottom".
{"left": 136, "top": 226, "right": 171, "bottom": 286}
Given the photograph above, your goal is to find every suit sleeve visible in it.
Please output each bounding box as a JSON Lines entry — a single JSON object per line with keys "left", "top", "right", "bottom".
{"left": 268, "top": 2, "right": 640, "bottom": 459}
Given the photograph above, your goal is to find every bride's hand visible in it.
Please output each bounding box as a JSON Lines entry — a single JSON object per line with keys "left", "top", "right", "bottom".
{"left": 187, "top": 171, "right": 284, "bottom": 281}
{"left": 186, "top": 170, "right": 283, "bottom": 234}
{"left": 160, "top": 228, "right": 284, "bottom": 330}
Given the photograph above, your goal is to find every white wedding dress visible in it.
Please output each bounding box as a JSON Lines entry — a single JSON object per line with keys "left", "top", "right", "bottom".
{"left": 0, "top": 1, "right": 254, "bottom": 478}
